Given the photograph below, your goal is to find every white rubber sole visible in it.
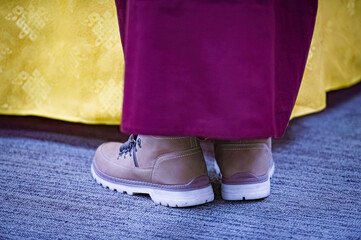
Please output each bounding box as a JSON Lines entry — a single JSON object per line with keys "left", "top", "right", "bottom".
{"left": 91, "top": 164, "right": 214, "bottom": 207}
{"left": 221, "top": 164, "right": 275, "bottom": 201}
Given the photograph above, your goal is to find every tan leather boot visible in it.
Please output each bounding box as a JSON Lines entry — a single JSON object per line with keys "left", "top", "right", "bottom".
{"left": 214, "top": 138, "right": 274, "bottom": 200}
{"left": 91, "top": 135, "right": 214, "bottom": 207}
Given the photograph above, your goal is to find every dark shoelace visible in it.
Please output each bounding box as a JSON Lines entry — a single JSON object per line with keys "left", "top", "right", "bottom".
{"left": 117, "top": 134, "right": 142, "bottom": 167}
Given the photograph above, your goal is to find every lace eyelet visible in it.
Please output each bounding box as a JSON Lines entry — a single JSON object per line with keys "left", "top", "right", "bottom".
{"left": 117, "top": 135, "right": 141, "bottom": 162}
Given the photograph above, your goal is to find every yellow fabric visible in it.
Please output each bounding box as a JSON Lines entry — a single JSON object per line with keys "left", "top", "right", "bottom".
{"left": 291, "top": 0, "right": 361, "bottom": 118}
{"left": 0, "top": 0, "right": 360, "bottom": 125}
{"left": 0, "top": 1, "right": 124, "bottom": 124}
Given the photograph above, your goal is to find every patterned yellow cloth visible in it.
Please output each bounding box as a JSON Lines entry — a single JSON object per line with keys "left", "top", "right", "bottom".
{"left": 0, "top": 0, "right": 360, "bottom": 125}
{"left": 292, "top": 0, "right": 361, "bottom": 118}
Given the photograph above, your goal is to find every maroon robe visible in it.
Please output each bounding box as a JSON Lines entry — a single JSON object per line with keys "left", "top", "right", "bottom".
{"left": 114, "top": 0, "right": 318, "bottom": 139}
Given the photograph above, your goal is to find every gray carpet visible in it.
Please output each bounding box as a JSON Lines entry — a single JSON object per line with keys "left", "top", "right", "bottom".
{"left": 1, "top": 83, "right": 360, "bottom": 239}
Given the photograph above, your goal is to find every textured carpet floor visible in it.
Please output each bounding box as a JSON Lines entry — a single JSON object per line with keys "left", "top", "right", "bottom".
{"left": 1, "top": 84, "right": 360, "bottom": 239}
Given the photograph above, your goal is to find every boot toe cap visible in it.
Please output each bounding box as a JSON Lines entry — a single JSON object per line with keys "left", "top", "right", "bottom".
{"left": 97, "top": 142, "right": 122, "bottom": 161}
{"left": 93, "top": 142, "right": 122, "bottom": 174}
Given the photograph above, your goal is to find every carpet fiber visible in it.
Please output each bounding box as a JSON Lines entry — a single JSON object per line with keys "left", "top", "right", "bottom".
{"left": 1, "top": 84, "right": 360, "bottom": 239}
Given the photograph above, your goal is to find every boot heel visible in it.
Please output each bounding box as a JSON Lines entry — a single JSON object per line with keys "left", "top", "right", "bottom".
{"left": 221, "top": 164, "right": 275, "bottom": 200}
{"left": 221, "top": 179, "right": 270, "bottom": 200}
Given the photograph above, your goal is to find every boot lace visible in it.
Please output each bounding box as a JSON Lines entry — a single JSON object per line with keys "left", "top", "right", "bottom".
{"left": 117, "top": 134, "right": 142, "bottom": 166}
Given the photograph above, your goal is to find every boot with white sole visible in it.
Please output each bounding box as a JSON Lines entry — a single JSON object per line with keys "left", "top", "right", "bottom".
{"left": 214, "top": 138, "right": 274, "bottom": 200}
{"left": 91, "top": 135, "right": 214, "bottom": 207}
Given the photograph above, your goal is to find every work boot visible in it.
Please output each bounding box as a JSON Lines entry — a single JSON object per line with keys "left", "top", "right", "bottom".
{"left": 214, "top": 138, "right": 274, "bottom": 200}
{"left": 91, "top": 135, "right": 214, "bottom": 207}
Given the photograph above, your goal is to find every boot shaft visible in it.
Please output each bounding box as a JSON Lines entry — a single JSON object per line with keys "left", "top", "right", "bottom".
{"left": 214, "top": 138, "right": 273, "bottom": 178}
{"left": 136, "top": 135, "right": 200, "bottom": 168}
